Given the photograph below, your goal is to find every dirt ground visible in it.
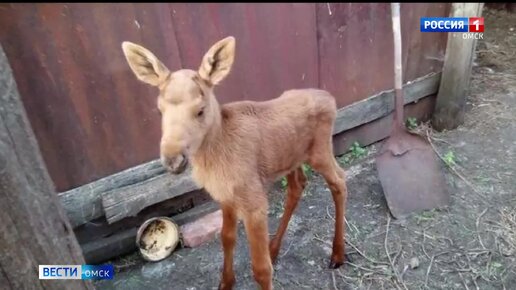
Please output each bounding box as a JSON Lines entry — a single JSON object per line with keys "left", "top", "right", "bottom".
{"left": 96, "top": 8, "right": 515, "bottom": 290}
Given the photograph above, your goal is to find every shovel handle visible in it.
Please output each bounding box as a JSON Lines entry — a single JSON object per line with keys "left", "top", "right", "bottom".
{"left": 391, "top": 3, "right": 404, "bottom": 130}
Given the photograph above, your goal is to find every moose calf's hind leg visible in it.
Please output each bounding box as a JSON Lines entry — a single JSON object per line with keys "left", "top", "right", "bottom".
{"left": 311, "top": 155, "right": 348, "bottom": 269}
{"left": 269, "top": 167, "right": 306, "bottom": 263}
{"left": 244, "top": 208, "right": 273, "bottom": 290}
{"left": 325, "top": 163, "right": 348, "bottom": 269}
{"left": 218, "top": 205, "right": 238, "bottom": 290}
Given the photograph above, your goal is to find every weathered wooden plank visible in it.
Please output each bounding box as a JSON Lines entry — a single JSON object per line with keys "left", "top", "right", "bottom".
{"left": 0, "top": 45, "right": 92, "bottom": 290}
{"left": 82, "top": 227, "right": 138, "bottom": 265}
{"left": 102, "top": 168, "right": 200, "bottom": 224}
{"left": 59, "top": 159, "right": 165, "bottom": 227}
{"left": 333, "top": 71, "right": 441, "bottom": 135}
{"left": 432, "top": 3, "right": 485, "bottom": 130}
{"left": 83, "top": 200, "right": 219, "bottom": 264}
{"left": 62, "top": 71, "right": 441, "bottom": 227}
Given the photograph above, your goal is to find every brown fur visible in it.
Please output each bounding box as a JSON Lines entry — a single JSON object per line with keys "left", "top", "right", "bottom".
{"left": 122, "top": 37, "right": 349, "bottom": 290}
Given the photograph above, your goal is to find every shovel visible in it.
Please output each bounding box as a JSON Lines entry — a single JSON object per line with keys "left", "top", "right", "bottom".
{"left": 375, "top": 3, "right": 450, "bottom": 219}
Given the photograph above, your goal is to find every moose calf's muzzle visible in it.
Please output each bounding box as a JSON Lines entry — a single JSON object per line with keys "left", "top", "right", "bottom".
{"left": 161, "top": 153, "right": 188, "bottom": 174}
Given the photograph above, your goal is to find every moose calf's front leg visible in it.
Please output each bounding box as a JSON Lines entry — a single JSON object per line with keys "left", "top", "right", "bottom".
{"left": 243, "top": 206, "right": 273, "bottom": 290}
{"left": 219, "top": 204, "right": 238, "bottom": 290}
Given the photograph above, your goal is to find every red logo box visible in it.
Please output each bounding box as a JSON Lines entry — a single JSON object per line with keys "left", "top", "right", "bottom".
{"left": 469, "top": 17, "right": 484, "bottom": 33}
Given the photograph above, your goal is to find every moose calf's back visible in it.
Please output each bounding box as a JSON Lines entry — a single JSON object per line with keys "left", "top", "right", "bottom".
{"left": 221, "top": 88, "right": 337, "bottom": 182}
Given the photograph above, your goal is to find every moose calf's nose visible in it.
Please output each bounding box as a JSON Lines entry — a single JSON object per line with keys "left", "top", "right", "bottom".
{"left": 161, "top": 154, "right": 188, "bottom": 174}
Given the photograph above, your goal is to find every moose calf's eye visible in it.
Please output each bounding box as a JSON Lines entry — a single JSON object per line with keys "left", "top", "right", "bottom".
{"left": 197, "top": 109, "right": 204, "bottom": 118}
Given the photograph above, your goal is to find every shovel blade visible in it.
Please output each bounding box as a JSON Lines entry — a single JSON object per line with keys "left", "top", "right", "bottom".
{"left": 376, "top": 143, "right": 450, "bottom": 219}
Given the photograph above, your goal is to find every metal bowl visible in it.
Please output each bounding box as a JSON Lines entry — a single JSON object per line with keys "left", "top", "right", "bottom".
{"left": 136, "top": 217, "right": 180, "bottom": 262}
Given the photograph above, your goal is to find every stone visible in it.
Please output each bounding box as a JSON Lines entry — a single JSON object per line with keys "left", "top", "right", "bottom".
{"left": 180, "top": 210, "right": 223, "bottom": 248}
{"left": 409, "top": 257, "right": 419, "bottom": 269}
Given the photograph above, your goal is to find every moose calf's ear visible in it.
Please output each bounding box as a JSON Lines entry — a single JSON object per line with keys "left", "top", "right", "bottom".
{"left": 198, "top": 36, "right": 236, "bottom": 86}
{"left": 121, "top": 41, "right": 170, "bottom": 87}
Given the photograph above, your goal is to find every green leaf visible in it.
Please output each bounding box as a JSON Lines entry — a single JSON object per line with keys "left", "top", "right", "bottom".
{"left": 443, "top": 151, "right": 456, "bottom": 167}
{"left": 281, "top": 177, "right": 288, "bottom": 189}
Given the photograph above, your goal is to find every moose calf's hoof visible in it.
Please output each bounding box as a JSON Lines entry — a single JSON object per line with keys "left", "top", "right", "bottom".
{"left": 329, "top": 260, "right": 344, "bottom": 269}
{"left": 329, "top": 253, "right": 352, "bottom": 269}
{"left": 218, "top": 280, "right": 234, "bottom": 290}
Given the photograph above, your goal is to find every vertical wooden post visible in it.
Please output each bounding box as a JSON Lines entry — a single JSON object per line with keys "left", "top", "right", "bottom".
{"left": 432, "top": 3, "right": 485, "bottom": 131}
{"left": 0, "top": 46, "right": 93, "bottom": 289}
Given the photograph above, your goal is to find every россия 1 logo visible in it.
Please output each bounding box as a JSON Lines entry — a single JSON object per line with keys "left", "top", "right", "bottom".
{"left": 420, "top": 17, "right": 484, "bottom": 39}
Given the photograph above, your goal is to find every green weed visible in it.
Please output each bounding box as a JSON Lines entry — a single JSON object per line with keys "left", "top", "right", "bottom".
{"left": 406, "top": 117, "right": 418, "bottom": 130}
{"left": 339, "top": 142, "right": 368, "bottom": 165}
{"left": 443, "top": 151, "right": 456, "bottom": 167}
{"left": 415, "top": 209, "right": 437, "bottom": 224}
{"left": 281, "top": 177, "right": 288, "bottom": 189}
{"left": 302, "top": 163, "right": 313, "bottom": 178}
{"left": 281, "top": 163, "right": 313, "bottom": 190}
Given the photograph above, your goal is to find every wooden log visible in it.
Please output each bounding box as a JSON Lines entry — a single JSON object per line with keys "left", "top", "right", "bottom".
{"left": 102, "top": 168, "right": 200, "bottom": 224}
{"left": 59, "top": 159, "right": 165, "bottom": 227}
{"left": 82, "top": 227, "right": 138, "bottom": 265}
{"left": 0, "top": 45, "right": 92, "bottom": 290}
{"left": 432, "top": 3, "right": 485, "bottom": 131}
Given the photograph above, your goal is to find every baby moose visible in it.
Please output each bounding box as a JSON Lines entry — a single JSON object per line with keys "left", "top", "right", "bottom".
{"left": 122, "top": 36, "right": 349, "bottom": 290}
